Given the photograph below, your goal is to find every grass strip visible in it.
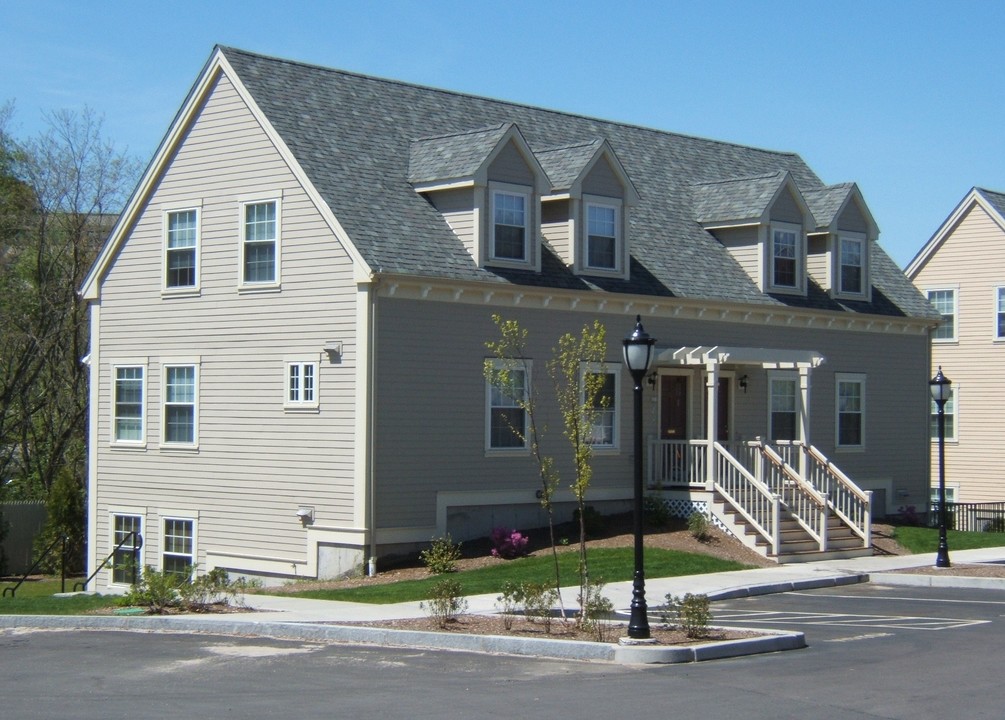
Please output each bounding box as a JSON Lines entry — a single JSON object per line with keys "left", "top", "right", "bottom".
{"left": 892, "top": 526, "right": 1005, "bottom": 554}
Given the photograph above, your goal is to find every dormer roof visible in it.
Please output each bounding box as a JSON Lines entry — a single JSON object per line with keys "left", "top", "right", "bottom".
{"left": 803, "top": 182, "right": 878, "bottom": 236}
{"left": 536, "top": 138, "right": 640, "bottom": 204}
{"left": 693, "top": 171, "right": 810, "bottom": 227}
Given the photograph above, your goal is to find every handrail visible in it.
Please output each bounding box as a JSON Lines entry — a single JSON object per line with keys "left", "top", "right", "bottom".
{"left": 801, "top": 444, "right": 872, "bottom": 546}
{"left": 2, "top": 535, "right": 67, "bottom": 598}
{"left": 758, "top": 442, "right": 830, "bottom": 551}
{"left": 72, "top": 531, "right": 142, "bottom": 592}
{"left": 711, "top": 441, "right": 780, "bottom": 554}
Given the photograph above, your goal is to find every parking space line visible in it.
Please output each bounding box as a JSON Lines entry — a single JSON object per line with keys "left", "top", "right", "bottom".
{"left": 714, "top": 608, "right": 989, "bottom": 631}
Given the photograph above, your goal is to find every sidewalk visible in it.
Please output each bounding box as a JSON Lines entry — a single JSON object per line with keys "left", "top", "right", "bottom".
{"left": 4, "top": 548, "right": 1003, "bottom": 665}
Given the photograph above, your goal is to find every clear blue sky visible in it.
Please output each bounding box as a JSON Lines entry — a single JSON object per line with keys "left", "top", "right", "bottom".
{"left": 4, "top": 0, "right": 1003, "bottom": 268}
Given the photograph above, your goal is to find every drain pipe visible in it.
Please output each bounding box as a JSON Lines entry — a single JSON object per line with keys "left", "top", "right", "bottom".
{"left": 366, "top": 275, "right": 379, "bottom": 576}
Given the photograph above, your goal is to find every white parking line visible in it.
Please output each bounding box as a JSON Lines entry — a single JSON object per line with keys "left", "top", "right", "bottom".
{"left": 714, "top": 609, "right": 989, "bottom": 631}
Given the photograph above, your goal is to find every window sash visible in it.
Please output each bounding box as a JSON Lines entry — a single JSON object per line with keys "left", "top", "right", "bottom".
{"left": 287, "top": 362, "right": 317, "bottom": 404}
{"left": 930, "top": 394, "right": 956, "bottom": 441}
{"left": 928, "top": 289, "right": 956, "bottom": 340}
{"left": 839, "top": 237, "right": 863, "bottom": 294}
{"left": 164, "top": 365, "right": 196, "bottom": 444}
{"left": 166, "top": 210, "right": 197, "bottom": 288}
{"left": 162, "top": 518, "right": 194, "bottom": 578}
{"left": 770, "top": 378, "right": 798, "bottom": 441}
{"left": 772, "top": 229, "right": 798, "bottom": 288}
{"left": 585, "top": 370, "right": 617, "bottom": 447}
{"left": 114, "top": 367, "right": 144, "bottom": 442}
{"left": 112, "top": 515, "right": 141, "bottom": 584}
{"left": 996, "top": 288, "right": 1005, "bottom": 339}
{"left": 836, "top": 379, "right": 864, "bottom": 447}
{"left": 487, "top": 365, "right": 527, "bottom": 449}
{"left": 492, "top": 191, "right": 527, "bottom": 261}
{"left": 586, "top": 204, "right": 618, "bottom": 270}
{"left": 243, "top": 201, "right": 277, "bottom": 283}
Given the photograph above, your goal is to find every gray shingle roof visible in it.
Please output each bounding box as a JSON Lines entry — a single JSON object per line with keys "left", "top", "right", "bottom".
{"left": 535, "top": 139, "right": 605, "bottom": 192}
{"left": 803, "top": 183, "right": 854, "bottom": 231}
{"left": 691, "top": 172, "right": 786, "bottom": 225}
{"left": 408, "top": 123, "right": 511, "bottom": 184}
{"left": 219, "top": 46, "right": 930, "bottom": 319}
{"left": 976, "top": 187, "right": 1005, "bottom": 219}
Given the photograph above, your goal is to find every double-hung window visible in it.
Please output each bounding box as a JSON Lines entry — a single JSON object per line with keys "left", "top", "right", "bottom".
{"left": 769, "top": 375, "right": 798, "bottom": 442}
{"left": 927, "top": 289, "right": 957, "bottom": 341}
{"left": 491, "top": 188, "right": 529, "bottom": 262}
{"left": 112, "top": 514, "right": 142, "bottom": 585}
{"left": 585, "top": 201, "right": 620, "bottom": 271}
{"left": 930, "top": 387, "right": 957, "bottom": 442}
{"left": 165, "top": 209, "right": 198, "bottom": 289}
{"left": 162, "top": 518, "right": 195, "bottom": 579}
{"left": 486, "top": 359, "right": 528, "bottom": 450}
{"left": 113, "top": 366, "right": 145, "bottom": 443}
{"left": 583, "top": 364, "right": 619, "bottom": 448}
{"left": 163, "top": 364, "right": 198, "bottom": 445}
{"left": 836, "top": 374, "right": 865, "bottom": 448}
{"left": 995, "top": 287, "right": 1005, "bottom": 340}
{"left": 770, "top": 223, "right": 801, "bottom": 290}
{"left": 286, "top": 360, "right": 319, "bottom": 408}
{"left": 242, "top": 199, "right": 279, "bottom": 285}
{"left": 839, "top": 234, "right": 865, "bottom": 295}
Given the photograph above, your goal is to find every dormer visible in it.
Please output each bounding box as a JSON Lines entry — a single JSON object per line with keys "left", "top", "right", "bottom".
{"left": 693, "top": 171, "right": 814, "bottom": 296}
{"left": 803, "top": 183, "right": 877, "bottom": 302}
{"left": 409, "top": 123, "right": 549, "bottom": 271}
{"left": 536, "top": 139, "right": 639, "bottom": 281}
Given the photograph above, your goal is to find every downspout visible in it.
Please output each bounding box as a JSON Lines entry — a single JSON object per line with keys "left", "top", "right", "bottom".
{"left": 366, "top": 276, "right": 379, "bottom": 576}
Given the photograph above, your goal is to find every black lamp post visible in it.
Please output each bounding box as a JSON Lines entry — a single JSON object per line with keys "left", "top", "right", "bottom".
{"left": 929, "top": 367, "right": 952, "bottom": 568}
{"left": 623, "top": 315, "right": 656, "bottom": 639}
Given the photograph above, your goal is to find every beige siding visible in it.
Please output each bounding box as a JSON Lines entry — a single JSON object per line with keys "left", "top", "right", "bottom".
{"left": 487, "top": 140, "right": 534, "bottom": 185}
{"left": 713, "top": 226, "right": 761, "bottom": 286}
{"left": 837, "top": 201, "right": 869, "bottom": 234}
{"left": 541, "top": 199, "right": 571, "bottom": 263}
{"left": 373, "top": 297, "right": 930, "bottom": 530}
{"left": 581, "top": 157, "right": 623, "bottom": 198}
{"left": 770, "top": 188, "right": 803, "bottom": 224}
{"left": 429, "top": 188, "right": 476, "bottom": 254}
{"left": 807, "top": 234, "right": 831, "bottom": 290}
{"left": 915, "top": 203, "right": 1005, "bottom": 502}
{"left": 93, "top": 73, "right": 360, "bottom": 585}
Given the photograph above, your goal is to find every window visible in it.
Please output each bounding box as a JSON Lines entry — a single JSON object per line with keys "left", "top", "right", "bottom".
{"left": 164, "top": 364, "right": 197, "bottom": 445}
{"left": 839, "top": 235, "right": 864, "bottom": 295}
{"left": 930, "top": 389, "right": 957, "bottom": 442}
{"left": 995, "top": 287, "right": 1005, "bottom": 339}
{"left": 585, "top": 202, "right": 619, "bottom": 271}
{"left": 486, "top": 360, "right": 528, "bottom": 450}
{"left": 769, "top": 376, "right": 798, "bottom": 441}
{"left": 928, "top": 289, "right": 956, "bottom": 341}
{"left": 112, "top": 514, "right": 142, "bottom": 585}
{"left": 836, "top": 374, "right": 865, "bottom": 448}
{"left": 286, "top": 361, "right": 318, "bottom": 407}
{"left": 491, "top": 189, "right": 528, "bottom": 262}
{"left": 162, "top": 518, "right": 194, "bottom": 579}
{"left": 113, "top": 366, "right": 144, "bottom": 442}
{"left": 930, "top": 485, "right": 957, "bottom": 504}
{"left": 771, "top": 224, "right": 801, "bottom": 289}
{"left": 165, "top": 209, "right": 198, "bottom": 289}
{"left": 242, "top": 200, "right": 278, "bottom": 284}
{"left": 583, "top": 364, "right": 619, "bottom": 448}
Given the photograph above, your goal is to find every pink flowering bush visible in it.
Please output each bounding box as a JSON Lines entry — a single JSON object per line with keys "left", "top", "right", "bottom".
{"left": 490, "top": 527, "right": 530, "bottom": 559}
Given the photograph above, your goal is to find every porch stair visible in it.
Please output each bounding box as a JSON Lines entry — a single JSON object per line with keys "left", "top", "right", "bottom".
{"left": 711, "top": 491, "right": 873, "bottom": 563}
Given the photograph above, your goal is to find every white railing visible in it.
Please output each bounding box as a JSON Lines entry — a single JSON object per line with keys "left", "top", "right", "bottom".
{"left": 712, "top": 442, "right": 780, "bottom": 553}
{"left": 800, "top": 444, "right": 872, "bottom": 547}
{"left": 757, "top": 442, "right": 829, "bottom": 551}
{"left": 649, "top": 440, "right": 707, "bottom": 487}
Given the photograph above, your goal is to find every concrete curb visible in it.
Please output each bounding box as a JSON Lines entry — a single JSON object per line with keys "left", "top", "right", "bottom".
{"left": 708, "top": 573, "right": 868, "bottom": 600}
{"left": 0, "top": 615, "right": 804, "bottom": 665}
{"left": 868, "top": 573, "right": 1005, "bottom": 591}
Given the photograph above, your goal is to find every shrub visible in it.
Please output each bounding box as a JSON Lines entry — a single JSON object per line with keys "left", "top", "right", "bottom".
{"left": 662, "top": 592, "right": 712, "bottom": 638}
{"left": 420, "top": 535, "right": 462, "bottom": 574}
{"left": 687, "top": 511, "right": 710, "bottom": 541}
{"left": 421, "top": 579, "right": 468, "bottom": 628}
{"left": 578, "top": 577, "right": 614, "bottom": 642}
{"left": 177, "top": 567, "right": 254, "bottom": 611}
{"left": 121, "top": 566, "right": 184, "bottom": 614}
{"left": 496, "top": 580, "right": 558, "bottom": 633}
{"left": 490, "top": 527, "right": 530, "bottom": 559}
{"left": 643, "top": 495, "right": 671, "bottom": 529}
{"left": 495, "top": 580, "right": 521, "bottom": 630}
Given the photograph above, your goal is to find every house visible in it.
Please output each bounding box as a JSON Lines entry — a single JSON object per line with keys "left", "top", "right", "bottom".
{"left": 80, "top": 46, "right": 938, "bottom": 589}
{"left": 907, "top": 187, "right": 1005, "bottom": 507}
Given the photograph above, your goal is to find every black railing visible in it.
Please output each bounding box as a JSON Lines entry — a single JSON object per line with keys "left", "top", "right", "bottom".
{"left": 929, "top": 501, "right": 1005, "bottom": 533}
{"left": 73, "top": 531, "right": 143, "bottom": 592}
{"left": 2, "top": 535, "right": 68, "bottom": 598}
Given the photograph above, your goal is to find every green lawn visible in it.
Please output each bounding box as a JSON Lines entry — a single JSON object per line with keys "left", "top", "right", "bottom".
{"left": 893, "top": 525, "right": 1005, "bottom": 554}
{"left": 0, "top": 577, "right": 119, "bottom": 615}
{"left": 278, "top": 547, "right": 751, "bottom": 604}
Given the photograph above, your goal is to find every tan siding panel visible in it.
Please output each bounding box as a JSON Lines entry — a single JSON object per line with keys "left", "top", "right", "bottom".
{"left": 488, "top": 140, "right": 533, "bottom": 185}
{"left": 581, "top": 157, "right": 623, "bottom": 198}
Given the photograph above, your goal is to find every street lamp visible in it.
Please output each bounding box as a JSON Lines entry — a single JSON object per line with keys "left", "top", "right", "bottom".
{"left": 929, "top": 367, "right": 952, "bottom": 568}
{"left": 623, "top": 315, "right": 656, "bottom": 639}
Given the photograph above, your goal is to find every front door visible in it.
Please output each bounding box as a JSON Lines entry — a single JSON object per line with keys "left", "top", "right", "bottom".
{"left": 660, "top": 375, "right": 687, "bottom": 440}
{"left": 717, "top": 376, "right": 730, "bottom": 441}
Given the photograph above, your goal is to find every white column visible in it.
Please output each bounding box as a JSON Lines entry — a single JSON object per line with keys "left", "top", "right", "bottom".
{"left": 799, "top": 365, "right": 811, "bottom": 477}
{"left": 705, "top": 361, "right": 719, "bottom": 490}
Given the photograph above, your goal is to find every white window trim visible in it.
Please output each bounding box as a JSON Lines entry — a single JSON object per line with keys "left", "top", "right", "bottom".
{"left": 485, "top": 357, "right": 531, "bottom": 454}
{"left": 835, "top": 373, "right": 866, "bottom": 451}
{"left": 110, "top": 360, "right": 147, "bottom": 448}
{"left": 161, "top": 359, "right": 200, "bottom": 449}
{"left": 993, "top": 286, "right": 1005, "bottom": 341}
{"left": 768, "top": 221, "right": 804, "bottom": 293}
{"left": 836, "top": 232, "right": 867, "bottom": 298}
{"left": 162, "top": 203, "right": 201, "bottom": 296}
{"left": 582, "top": 195, "right": 624, "bottom": 274}
{"left": 284, "top": 355, "right": 321, "bottom": 411}
{"left": 109, "top": 510, "right": 145, "bottom": 588}
{"left": 238, "top": 194, "right": 282, "bottom": 292}
{"left": 767, "top": 371, "right": 800, "bottom": 442}
{"left": 927, "top": 287, "right": 958, "bottom": 343}
{"left": 161, "top": 515, "right": 197, "bottom": 580}
{"left": 488, "top": 182, "right": 532, "bottom": 267}
{"left": 581, "top": 361, "right": 621, "bottom": 452}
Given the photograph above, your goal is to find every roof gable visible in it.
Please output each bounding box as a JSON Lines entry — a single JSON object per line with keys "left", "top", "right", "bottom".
{"left": 906, "top": 186, "right": 1005, "bottom": 278}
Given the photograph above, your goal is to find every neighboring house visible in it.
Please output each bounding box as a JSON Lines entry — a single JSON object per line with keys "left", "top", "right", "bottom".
{"left": 80, "top": 46, "right": 937, "bottom": 589}
{"left": 907, "top": 187, "right": 1005, "bottom": 505}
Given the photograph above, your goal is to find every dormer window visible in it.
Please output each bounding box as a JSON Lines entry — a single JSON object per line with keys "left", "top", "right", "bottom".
{"left": 491, "top": 186, "right": 530, "bottom": 262}
{"left": 771, "top": 222, "right": 802, "bottom": 290}
{"left": 839, "top": 233, "right": 865, "bottom": 295}
{"left": 585, "top": 199, "right": 621, "bottom": 271}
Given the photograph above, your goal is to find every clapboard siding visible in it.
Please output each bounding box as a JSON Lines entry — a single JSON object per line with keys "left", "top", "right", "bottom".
{"left": 92, "top": 72, "right": 360, "bottom": 585}
{"left": 914, "top": 202, "right": 1005, "bottom": 501}
{"left": 714, "top": 226, "right": 762, "bottom": 286}
{"left": 581, "top": 157, "right": 623, "bottom": 198}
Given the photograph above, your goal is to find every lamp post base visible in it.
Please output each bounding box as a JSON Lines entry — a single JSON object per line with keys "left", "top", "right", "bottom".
{"left": 627, "top": 570, "right": 650, "bottom": 639}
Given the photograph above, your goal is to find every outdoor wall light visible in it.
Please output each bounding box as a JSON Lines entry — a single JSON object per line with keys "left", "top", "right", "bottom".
{"left": 739, "top": 375, "right": 748, "bottom": 393}
{"left": 296, "top": 506, "right": 315, "bottom": 526}
{"left": 323, "top": 341, "right": 343, "bottom": 363}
